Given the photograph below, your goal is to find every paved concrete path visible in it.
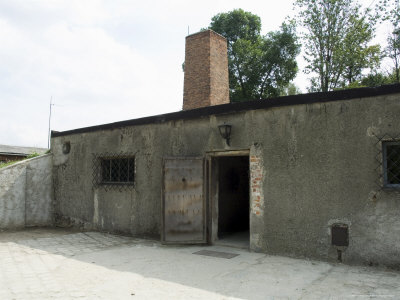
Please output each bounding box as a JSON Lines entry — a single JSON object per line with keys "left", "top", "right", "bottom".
{"left": 0, "top": 228, "right": 399, "bottom": 299}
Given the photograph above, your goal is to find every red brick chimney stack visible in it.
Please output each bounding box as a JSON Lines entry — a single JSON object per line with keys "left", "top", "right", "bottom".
{"left": 183, "top": 30, "right": 229, "bottom": 110}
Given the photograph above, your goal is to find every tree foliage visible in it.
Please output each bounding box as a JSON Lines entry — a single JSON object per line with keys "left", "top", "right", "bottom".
{"left": 208, "top": 9, "right": 300, "bottom": 101}
{"left": 280, "top": 82, "right": 302, "bottom": 96}
{"left": 386, "top": 32, "right": 400, "bottom": 82}
{"left": 380, "top": 0, "right": 400, "bottom": 82}
{"left": 360, "top": 72, "right": 397, "bottom": 86}
{"left": 339, "top": 69, "right": 398, "bottom": 89}
{"left": 342, "top": 71, "right": 397, "bottom": 89}
{"left": 294, "top": 0, "right": 381, "bottom": 92}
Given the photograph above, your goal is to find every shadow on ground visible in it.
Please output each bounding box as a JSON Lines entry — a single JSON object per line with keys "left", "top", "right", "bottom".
{"left": 1, "top": 228, "right": 400, "bottom": 299}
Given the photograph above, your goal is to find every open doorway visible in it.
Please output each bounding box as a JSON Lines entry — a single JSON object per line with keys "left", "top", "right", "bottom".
{"left": 214, "top": 155, "right": 249, "bottom": 248}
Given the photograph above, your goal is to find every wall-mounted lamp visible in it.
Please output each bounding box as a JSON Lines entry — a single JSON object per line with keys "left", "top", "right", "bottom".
{"left": 62, "top": 141, "right": 71, "bottom": 154}
{"left": 218, "top": 123, "right": 232, "bottom": 146}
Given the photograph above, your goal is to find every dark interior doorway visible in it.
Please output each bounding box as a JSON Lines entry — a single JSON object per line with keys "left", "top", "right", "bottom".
{"left": 217, "top": 156, "right": 249, "bottom": 248}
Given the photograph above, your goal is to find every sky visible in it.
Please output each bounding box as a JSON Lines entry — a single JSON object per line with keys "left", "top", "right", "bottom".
{"left": 0, "top": 0, "right": 392, "bottom": 148}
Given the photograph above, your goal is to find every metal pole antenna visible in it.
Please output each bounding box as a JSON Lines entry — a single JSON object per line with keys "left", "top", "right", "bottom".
{"left": 47, "top": 96, "right": 53, "bottom": 149}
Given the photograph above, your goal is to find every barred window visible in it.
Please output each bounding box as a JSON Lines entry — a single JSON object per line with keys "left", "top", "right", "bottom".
{"left": 101, "top": 157, "right": 134, "bottom": 184}
{"left": 383, "top": 142, "right": 400, "bottom": 187}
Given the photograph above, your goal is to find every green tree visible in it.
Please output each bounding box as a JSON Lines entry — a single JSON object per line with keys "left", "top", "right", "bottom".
{"left": 387, "top": 32, "right": 400, "bottom": 82}
{"left": 280, "top": 82, "right": 302, "bottom": 96}
{"left": 340, "top": 16, "right": 381, "bottom": 86}
{"left": 294, "top": 0, "right": 381, "bottom": 92}
{"left": 340, "top": 71, "right": 397, "bottom": 89}
{"left": 382, "top": 0, "right": 400, "bottom": 82}
{"left": 209, "top": 9, "right": 300, "bottom": 101}
{"left": 360, "top": 72, "right": 396, "bottom": 86}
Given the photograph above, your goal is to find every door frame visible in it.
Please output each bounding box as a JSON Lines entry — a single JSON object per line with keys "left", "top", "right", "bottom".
{"left": 205, "top": 149, "right": 250, "bottom": 244}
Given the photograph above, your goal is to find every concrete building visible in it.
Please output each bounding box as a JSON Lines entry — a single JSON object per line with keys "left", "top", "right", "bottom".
{"left": 51, "top": 30, "right": 400, "bottom": 268}
{"left": 0, "top": 144, "right": 47, "bottom": 163}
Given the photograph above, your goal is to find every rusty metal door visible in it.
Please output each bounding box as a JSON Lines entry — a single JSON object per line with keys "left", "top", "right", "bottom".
{"left": 162, "top": 157, "right": 206, "bottom": 244}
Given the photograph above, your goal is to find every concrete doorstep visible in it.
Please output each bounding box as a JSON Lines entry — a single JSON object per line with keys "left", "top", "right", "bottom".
{"left": 0, "top": 228, "right": 399, "bottom": 299}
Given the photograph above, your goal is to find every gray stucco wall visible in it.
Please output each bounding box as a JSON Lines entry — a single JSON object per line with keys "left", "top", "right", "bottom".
{"left": 0, "top": 154, "right": 53, "bottom": 228}
{"left": 52, "top": 93, "right": 400, "bottom": 267}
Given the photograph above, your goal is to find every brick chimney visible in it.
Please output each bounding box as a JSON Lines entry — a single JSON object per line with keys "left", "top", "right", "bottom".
{"left": 183, "top": 30, "right": 229, "bottom": 110}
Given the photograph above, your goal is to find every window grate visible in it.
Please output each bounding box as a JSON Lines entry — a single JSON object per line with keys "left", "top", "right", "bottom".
{"left": 373, "top": 134, "right": 400, "bottom": 191}
{"left": 383, "top": 142, "right": 400, "bottom": 187}
{"left": 92, "top": 152, "right": 135, "bottom": 191}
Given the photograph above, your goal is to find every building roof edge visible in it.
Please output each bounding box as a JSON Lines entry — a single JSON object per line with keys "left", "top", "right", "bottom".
{"left": 51, "top": 84, "right": 400, "bottom": 138}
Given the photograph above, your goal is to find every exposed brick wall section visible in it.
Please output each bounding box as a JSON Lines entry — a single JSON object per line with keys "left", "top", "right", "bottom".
{"left": 250, "top": 155, "right": 263, "bottom": 216}
{"left": 183, "top": 30, "right": 229, "bottom": 110}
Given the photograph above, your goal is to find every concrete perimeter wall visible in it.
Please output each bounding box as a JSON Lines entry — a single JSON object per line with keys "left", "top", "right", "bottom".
{"left": 0, "top": 154, "right": 53, "bottom": 229}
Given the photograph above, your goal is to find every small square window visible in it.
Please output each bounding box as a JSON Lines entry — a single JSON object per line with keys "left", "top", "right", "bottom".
{"left": 383, "top": 142, "right": 400, "bottom": 188}
{"left": 100, "top": 157, "right": 135, "bottom": 185}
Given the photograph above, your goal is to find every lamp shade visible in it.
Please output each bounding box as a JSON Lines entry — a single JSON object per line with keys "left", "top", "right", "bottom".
{"left": 218, "top": 123, "right": 232, "bottom": 139}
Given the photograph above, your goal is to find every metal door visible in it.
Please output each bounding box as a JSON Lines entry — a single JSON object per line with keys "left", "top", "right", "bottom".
{"left": 162, "top": 157, "right": 206, "bottom": 244}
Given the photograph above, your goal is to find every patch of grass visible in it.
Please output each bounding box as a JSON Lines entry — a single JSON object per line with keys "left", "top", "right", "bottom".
{"left": 26, "top": 152, "right": 40, "bottom": 159}
{"left": 0, "top": 161, "right": 20, "bottom": 169}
